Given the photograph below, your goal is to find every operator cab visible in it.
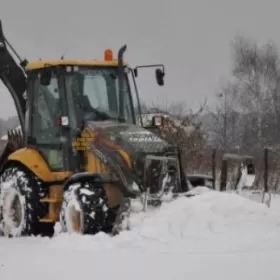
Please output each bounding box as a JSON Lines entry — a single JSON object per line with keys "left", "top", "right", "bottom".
{"left": 25, "top": 56, "right": 137, "bottom": 171}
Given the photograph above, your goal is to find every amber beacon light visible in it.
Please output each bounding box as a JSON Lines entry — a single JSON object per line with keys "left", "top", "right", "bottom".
{"left": 104, "top": 49, "right": 113, "bottom": 61}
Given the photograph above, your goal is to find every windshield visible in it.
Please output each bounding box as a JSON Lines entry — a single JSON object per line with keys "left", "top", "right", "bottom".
{"left": 65, "top": 66, "right": 135, "bottom": 126}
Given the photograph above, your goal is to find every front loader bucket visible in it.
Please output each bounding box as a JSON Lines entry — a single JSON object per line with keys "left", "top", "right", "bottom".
{"left": 0, "top": 129, "right": 24, "bottom": 172}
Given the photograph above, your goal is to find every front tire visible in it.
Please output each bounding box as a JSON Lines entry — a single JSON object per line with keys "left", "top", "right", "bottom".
{"left": 0, "top": 165, "right": 54, "bottom": 237}
{"left": 60, "top": 181, "right": 119, "bottom": 235}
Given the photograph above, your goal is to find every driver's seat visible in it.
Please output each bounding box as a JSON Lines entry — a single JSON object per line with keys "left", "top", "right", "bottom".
{"left": 78, "top": 95, "right": 93, "bottom": 112}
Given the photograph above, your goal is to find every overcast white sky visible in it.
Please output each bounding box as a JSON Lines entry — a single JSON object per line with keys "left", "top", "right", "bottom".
{"left": 0, "top": 0, "right": 280, "bottom": 119}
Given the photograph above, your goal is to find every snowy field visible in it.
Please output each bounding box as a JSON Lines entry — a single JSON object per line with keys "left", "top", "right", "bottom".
{"left": 1, "top": 190, "right": 280, "bottom": 280}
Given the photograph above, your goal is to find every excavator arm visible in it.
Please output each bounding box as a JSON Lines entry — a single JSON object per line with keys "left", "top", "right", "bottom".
{"left": 0, "top": 20, "right": 27, "bottom": 129}
{"left": 0, "top": 20, "right": 28, "bottom": 172}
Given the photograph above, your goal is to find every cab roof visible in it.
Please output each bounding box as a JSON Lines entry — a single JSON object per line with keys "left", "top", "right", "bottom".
{"left": 26, "top": 59, "right": 128, "bottom": 71}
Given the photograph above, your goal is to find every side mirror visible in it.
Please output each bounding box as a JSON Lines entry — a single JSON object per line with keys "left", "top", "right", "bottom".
{"left": 40, "top": 68, "right": 52, "bottom": 86}
{"left": 155, "top": 68, "right": 164, "bottom": 86}
{"left": 133, "top": 64, "right": 165, "bottom": 86}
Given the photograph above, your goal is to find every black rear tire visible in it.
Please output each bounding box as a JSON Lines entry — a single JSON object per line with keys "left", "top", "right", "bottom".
{"left": 0, "top": 165, "right": 54, "bottom": 237}
{"left": 60, "top": 181, "right": 119, "bottom": 235}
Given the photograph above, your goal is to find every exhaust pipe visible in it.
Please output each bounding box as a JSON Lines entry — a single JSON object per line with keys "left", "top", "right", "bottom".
{"left": 117, "top": 45, "right": 127, "bottom": 122}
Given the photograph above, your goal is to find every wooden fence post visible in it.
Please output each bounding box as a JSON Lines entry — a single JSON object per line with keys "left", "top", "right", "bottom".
{"left": 264, "top": 148, "right": 268, "bottom": 193}
{"left": 212, "top": 149, "right": 216, "bottom": 190}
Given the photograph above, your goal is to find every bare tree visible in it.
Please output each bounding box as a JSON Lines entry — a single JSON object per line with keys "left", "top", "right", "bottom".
{"left": 210, "top": 81, "right": 240, "bottom": 150}
{"left": 231, "top": 36, "right": 280, "bottom": 149}
{"left": 211, "top": 35, "right": 280, "bottom": 151}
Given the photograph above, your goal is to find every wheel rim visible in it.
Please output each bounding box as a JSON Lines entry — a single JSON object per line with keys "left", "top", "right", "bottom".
{"left": 1, "top": 187, "right": 25, "bottom": 236}
{"left": 69, "top": 205, "right": 81, "bottom": 232}
{"left": 65, "top": 200, "right": 83, "bottom": 233}
{"left": 11, "top": 194, "right": 22, "bottom": 227}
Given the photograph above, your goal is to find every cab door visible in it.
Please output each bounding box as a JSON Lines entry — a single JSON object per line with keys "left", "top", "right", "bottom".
{"left": 27, "top": 69, "right": 71, "bottom": 171}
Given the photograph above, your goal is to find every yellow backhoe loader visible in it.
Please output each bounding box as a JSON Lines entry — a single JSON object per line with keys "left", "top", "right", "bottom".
{"left": 0, "top": 20, "right": 189, "bottom": 237}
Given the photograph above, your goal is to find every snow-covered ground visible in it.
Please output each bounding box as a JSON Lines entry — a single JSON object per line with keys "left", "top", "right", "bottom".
{"left": 1, "top": 190, "right": 280, "bottom": 280}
